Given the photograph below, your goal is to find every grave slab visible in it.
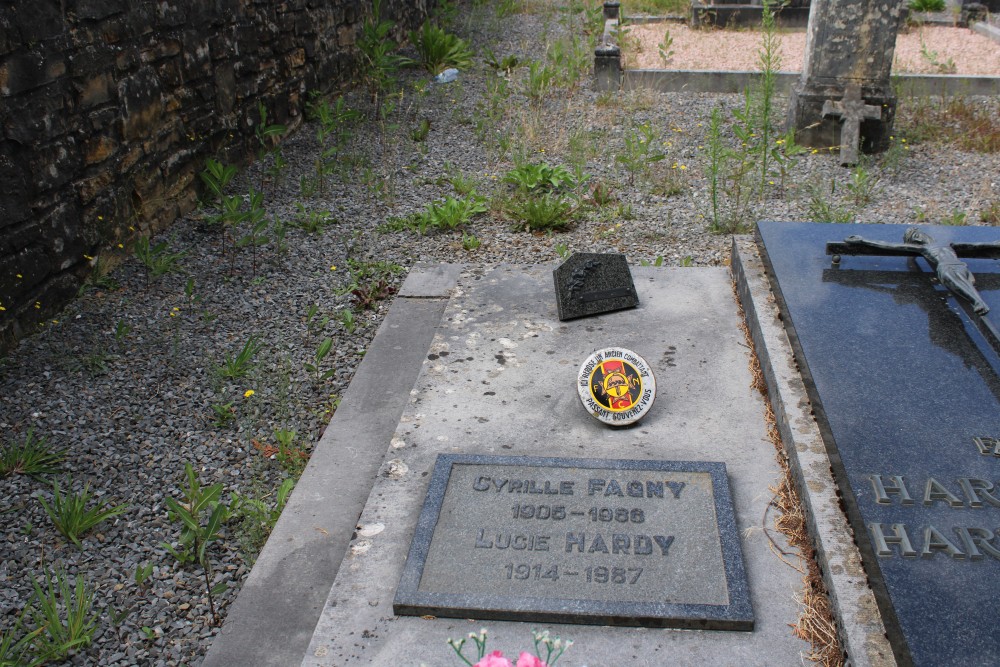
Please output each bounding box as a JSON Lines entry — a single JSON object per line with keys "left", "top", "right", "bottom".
{"left": 301, "top": 266, "right": 810, "bottom": 666}
{"left": 757, "top": 221, "right": 1000, "bottom": 666}
{"left": 394, "top": 454, "right": 751, "bottom": 629}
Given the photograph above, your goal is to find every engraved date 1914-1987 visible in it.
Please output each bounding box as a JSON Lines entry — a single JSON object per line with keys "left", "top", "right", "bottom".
{"left": 504, "top": 563, "right": 642, "bottom": 584}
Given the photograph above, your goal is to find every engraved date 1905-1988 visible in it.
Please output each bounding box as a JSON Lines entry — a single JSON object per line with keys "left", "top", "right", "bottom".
{"left": 512, "top": 503, "right": 645, "bottom": 523}
{"left": 504, "top": 563, "right": 642, "bottom": 584}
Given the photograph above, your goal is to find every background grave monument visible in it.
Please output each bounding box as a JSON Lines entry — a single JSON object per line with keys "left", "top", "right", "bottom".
{"left": 787, "top": 0, "right": 906, "bottom": 165}
{"left": 756, "top": 221, "right": 1000, "bottom": 666}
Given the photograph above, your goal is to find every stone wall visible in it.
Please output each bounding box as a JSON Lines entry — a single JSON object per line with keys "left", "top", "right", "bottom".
{"left": 0, "top": 0, "right": 428, "bottom": 351}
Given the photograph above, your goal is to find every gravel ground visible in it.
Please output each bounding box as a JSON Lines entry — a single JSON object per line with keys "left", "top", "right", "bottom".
{"left": 626, "top": 22, "right": 1000, "bottom": 74}
{"left": 2, "top": 1, "right": 999, "bottom": 665}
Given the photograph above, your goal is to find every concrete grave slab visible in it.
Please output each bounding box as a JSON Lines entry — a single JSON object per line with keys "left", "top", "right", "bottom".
{"left": 301, "top": 265, "right": 810, "bottom": 666}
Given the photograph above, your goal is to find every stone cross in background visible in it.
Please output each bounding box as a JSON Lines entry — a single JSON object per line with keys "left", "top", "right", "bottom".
{"left": 821, "top": 84, "right": 882, "bottom": 166}
{"left": 787, "top": 0, "right": 906, "bottom": 165}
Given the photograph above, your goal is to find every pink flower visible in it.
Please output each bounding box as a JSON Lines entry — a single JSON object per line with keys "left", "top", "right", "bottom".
{"left": 475, "top": 651, "right": 513, "bottom": 667}
{"left": 516, "top": 653, "right": 547, "bottom": 667}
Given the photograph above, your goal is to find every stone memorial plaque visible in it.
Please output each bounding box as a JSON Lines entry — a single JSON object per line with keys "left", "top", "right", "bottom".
{"left": 758, "top": 221, "right": 1000, "bottom": 666}
{"left": 553, "top": 253, "right": 639, "bottom": 321}
{"left": 393, "top": 454, "right": 752, "bottom": 629}
{"left": 576, "top": 347, "right": 656, "bottom": 425}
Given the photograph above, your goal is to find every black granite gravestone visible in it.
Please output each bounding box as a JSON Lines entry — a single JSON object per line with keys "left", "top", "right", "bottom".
{"left": 553, "top": 253, "right": 639, "bottom": 321}
{"left": 757, "top": 221, "right": 1000, "bottom": 667}
{"left": 394, "top": 454, "right": 752, "bottom": 629}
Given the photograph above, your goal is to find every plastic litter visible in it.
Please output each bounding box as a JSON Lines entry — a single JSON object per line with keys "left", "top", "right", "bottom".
{"left": 433, "top": 68, "right": 459, "bottom": 84}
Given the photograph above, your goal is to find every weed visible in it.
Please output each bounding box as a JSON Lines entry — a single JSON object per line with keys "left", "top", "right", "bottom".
{"left": 230, "top": 477, "right": 295, "bottom": 564}
{"left": 526, "top": 60, "right": 555, "bottom": 101}
{"left": 305, "top": 304, "right": 330, "bottom": 333}
{"left": 338, "top": 309, "right": 357, "bottom": 334}
{"left": 555, "top": 243, "right": 570, "bottom": 259}
{"left": 980, "top": 200, "right": 1000, "bottom": 225}
{"left": 27, "top": 567, "right": 98, "bottom": 662}
{"left": 658, "top": 29, "right": 674, "bottom": 65}
{"left": 134, "top": 236, "right": 185, "bottom": 287}
{"left": 410, "top": 21, "right": 474, "bottom": 75}
{"left": 0, "top": 604, "right": 45, "bottom": 666}
{"left": 507, "top": 193, "right": 579, "bottom": 231}
{"left": 0, "top": 430, "right": 65, "bottom": 479}
{"left": 162, "top": 463, "right": 231, "bottom": 624}
{"left": 308, "top": 95, "right": 361, "bottom": 196}
{"left": 200, "top": 159, "right": 238, "bottom": 206}
{"left": 587, "top": 180, "right": 616, "bottom": 207}
{"left": 254, "top": 101, "right": 287, "bottom": 191}
{"left": 503, "top": 162, "right": 579, "bottom": 193}
{"left": 273, "top": 430, "right": 309, "bottom": 475}
{"left": 216, "top": 336, "right": 265, "bottom": 379}
{"left": 484, "top": 47, "right": 520, "bottom": 75}
{"left": 846, "top": 161, "right": 882, "bottom": 207}
{"left": 639, "top": 256, "right": 665, "bottom": 267}
{"left": 941, "top": 209, "right": 968, "bottom": 226}
{"left": 357, "top": 0, "right": 412, "bottom": 115}
{"left": 236, "top": 188, "right": 269, "bottom": 278}
{"left": 210, "top": 402, "right": 236, "bottom": 427}
{"left": 679, "top": 255, "right": 694, "bottom": 267}
{"left": 38, "top": 479, "right": 128, "bottom": 549}
{"left": 134, "top": 562, "right": 154, "bottom": 589}
{"left": 411, "top": 118, "right": 431, "bottom": 142}
{"left": 918, "top": 32, "right": 956, "bottom": 74}
{"left": 617, "top": 122, "right": 666, "bottom": 186}
{"left": 807, "top": 179, "right": 856, "bottom": 223}
{"left": 341, "top": 259, "right": 403, "bottom": 309}
{"left": 304, "top": 338, "right": 336, "bottom": 383}
{"left": 462, "top": 232, "right": 482, "bottom": 251}
{"left": 293, "top": 203, "right": 337, "bottom": 234}
{"left": 406, "top": 194, "right": 488, "bottom": 234}
{"left": 909, "top": 0, "right": 945, "bottom": 9}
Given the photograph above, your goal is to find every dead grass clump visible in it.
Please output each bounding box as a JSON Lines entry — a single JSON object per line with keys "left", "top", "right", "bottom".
{"left": 902, "top": 97, "right": 1000, "bottom": 153}
{"left": 733, "top": 283, "right": 844, "bottom": 667}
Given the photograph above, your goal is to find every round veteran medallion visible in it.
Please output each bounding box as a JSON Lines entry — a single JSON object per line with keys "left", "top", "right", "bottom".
{"left": 577, "top": 348, "right": 656, "bottom": 425}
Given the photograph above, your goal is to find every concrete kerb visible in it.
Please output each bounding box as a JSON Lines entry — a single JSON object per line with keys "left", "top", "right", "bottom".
{"left": 201, "top": 263, "right": 465, "bottom": 667}
{"left": 731, "top": 237, "right": 896, "bottom": 667}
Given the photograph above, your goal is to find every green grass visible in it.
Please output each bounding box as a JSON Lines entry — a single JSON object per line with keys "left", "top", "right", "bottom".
{"left": 0, "top": 430, "right": 65, "bottom": 479}
{"left": 27, "top": 567, "right": 99, "bottom": 662}
{"left": 38, "top": 480, "right": 129, "bottom": 549}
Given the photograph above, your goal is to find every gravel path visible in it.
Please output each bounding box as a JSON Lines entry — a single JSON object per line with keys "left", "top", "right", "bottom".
{"left": 1, "top": 2, "right": 999, "bottom": 665}
{"left": 626, "top": 22, "right": 1000, "bottom": 75}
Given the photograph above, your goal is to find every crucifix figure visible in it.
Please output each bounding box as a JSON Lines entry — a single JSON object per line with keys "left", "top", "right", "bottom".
{"left": 821, "top": 83, "right": 883, "bottom": 166}
{"left": 826, "top": 226, "right": 1000, "bottom": 353}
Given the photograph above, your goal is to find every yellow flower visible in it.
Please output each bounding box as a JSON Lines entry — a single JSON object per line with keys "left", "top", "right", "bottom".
{"left": 34, "top": 302, "right": 41, "bottom": 309}
{"left": 117, "top": 243, "right": 124, "bottom": 249}
{"left": 0, "top": 305, "right": 5, "bottom": 311}
{"left": 16, "top": 274, "right": 22, "bottom": 279}
{"left": 98, "top": 216, "right": 104, "bottom": 221}
{"left": 244, "top": 389, "right": 255, "bottom": 398}
{"left": 811, "top": 149, "right": 819, "bottom": 154}
{"left": 330, "top": 265, "right": 337, "bottom": 271}
{"left": 679, "top": 165, "right": 687, "bottom": 170}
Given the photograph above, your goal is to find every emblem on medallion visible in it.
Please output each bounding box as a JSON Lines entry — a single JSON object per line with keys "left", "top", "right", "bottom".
{"left": 577, "top": 348, "right": 656, "bottom": 425}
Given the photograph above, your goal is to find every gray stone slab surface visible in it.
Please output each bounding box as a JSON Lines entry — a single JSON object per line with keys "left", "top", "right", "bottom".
{"left": 393, "top": 455, "right": 751, "bottom": 630}
{"left": 201, "top": 264, "right": 457, "bottom": 667}
{"left": 301, "top": 265, "right": 811, "bottom": 666}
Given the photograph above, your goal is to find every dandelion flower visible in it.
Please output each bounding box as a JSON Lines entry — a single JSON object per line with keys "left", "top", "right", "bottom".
{"left": 244, "top": 389, "right": 255, "bottom": 398}
{"left": 330, "top": 265, "right": 337, "bottom": 271}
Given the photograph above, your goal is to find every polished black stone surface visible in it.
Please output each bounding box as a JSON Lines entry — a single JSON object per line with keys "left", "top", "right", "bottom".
{"left": 394, "top": 454, "right": 752, "bottom": 629}
{"left": 553, "top": 253, "right": 639, "bottom": 321}
{"left": 758, "top": 221, "right": 1000, "bottom": 667}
